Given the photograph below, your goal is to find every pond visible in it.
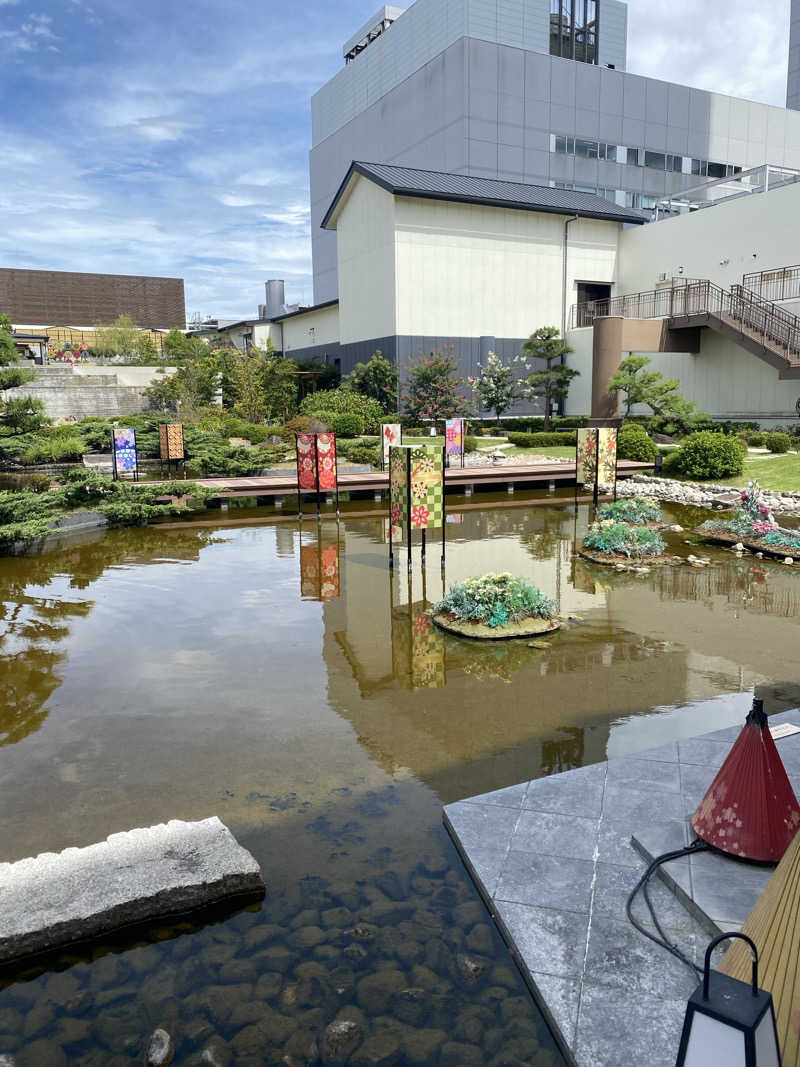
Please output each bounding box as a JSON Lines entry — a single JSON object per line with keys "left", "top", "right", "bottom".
{"left": 2, "top": 491, "right": 800, "bottom": 1066}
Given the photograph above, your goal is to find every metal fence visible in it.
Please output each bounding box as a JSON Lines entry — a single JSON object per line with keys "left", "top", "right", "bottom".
{"left": 570, "top": 279, "right": 800, "bottom": 363}
{"left": 742, "top": 265, "right": 800, "bottom": 303}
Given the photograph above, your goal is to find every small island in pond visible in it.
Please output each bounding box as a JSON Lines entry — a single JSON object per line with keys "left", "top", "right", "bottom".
{"left": 697, "top": 481, "right": 800, "bottom": 561}
{"left": 579, "top": 518, "right": 671, "bottom": 567}
{"left": 596, "top": 496, "right": 663, "bottom": 526}
{"left": 432, "top": 573, "right": 560, "bottom": 640}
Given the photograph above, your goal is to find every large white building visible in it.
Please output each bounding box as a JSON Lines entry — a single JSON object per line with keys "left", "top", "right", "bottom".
{"left": 310, "top": 0, "right": 800, "bottom": 305}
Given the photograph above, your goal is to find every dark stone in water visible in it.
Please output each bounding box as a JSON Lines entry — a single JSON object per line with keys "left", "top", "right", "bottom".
{"left": 390, "top": 987, "right": 428, "bottom": 1026}
{"left": 373, "top": 871, "right": 405, "bottom": 901}
{"left": 145, "top": 1028, "right": 174, "bottom": 1066}
{"left": 440, "top": 1041, "right": 483, "bottom": 1066}
{"left": 349, "top": 1030, "right": 404, "bottom": 1065}
{"left": 456, "top": 953, "right": 489, "bottom": 985}
{"left": 466, "top": 923, "right": 495, "bottom": 956}
{"left": 321, "top": 1019, "right": 364, "bottom": 1065}
{"left": 198, "top": 1041, "right": 232, "bottom": 1067}
{"left": 0, "top": 1055, "right": 16, "bottom": 1066}
{"left": 18, "top": 1040, "right": 68, "bottom": 1067}
{"left": 356, "top": 969, "right": 406, "bottom": 1015}
{"left": 343, "top": 943, "right": 369, "bottom": 964}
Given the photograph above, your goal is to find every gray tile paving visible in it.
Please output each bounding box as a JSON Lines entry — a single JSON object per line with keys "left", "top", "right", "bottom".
{"left": 443, "top": 707, "right": 800, "bottom": 1067}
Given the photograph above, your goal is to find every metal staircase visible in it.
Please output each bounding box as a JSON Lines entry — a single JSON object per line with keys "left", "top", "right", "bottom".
{"left": 571, "top": 278, "right": 800, "bottom": 379}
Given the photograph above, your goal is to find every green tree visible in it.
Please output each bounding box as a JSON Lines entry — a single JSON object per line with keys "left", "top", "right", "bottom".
{"left": 403, "top": 349, "right": 473, "bottom": 422}
{"left": 347, "top": 350, "right": 398, "bottom": 412}
{"left": 607, "top": 354, "right": 704, "bottom": 435}
{"left": 134, "top": 333, "right": 159, "bottom": 364}
{"left": 469, "top": 351, "right": 528, "bottom": 423}
{"left": 92, "top": 315, "right": 140, "bottom": 359}
{"left": 0, "top": 314, "right": 40, "bottom": 434}
{"left": 163, "top": 328, "right": 194, "bottom": 361}
{"left": 261, "top": 347, "right": 297, "bottom": 423}
{"left": 231, "top": 352, "right": 269, "bottom": 424}
{"left": 522, "top": 327, "right": 578, "bottom": 430}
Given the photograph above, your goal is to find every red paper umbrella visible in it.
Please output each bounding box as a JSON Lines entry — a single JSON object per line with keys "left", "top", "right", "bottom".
{"left": 692, "top": 699, "right": 800, "bottom": 863}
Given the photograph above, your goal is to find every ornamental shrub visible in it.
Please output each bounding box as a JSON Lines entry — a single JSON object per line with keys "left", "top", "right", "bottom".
{"left": 747, "top": 432, "right": 764, "bottom": 447}
{"left": 464, "top": 435, "right": 478, "bottom": 453}
{"left": 300, "top": 387, "right": 384, "bottom": 434}
{"left": 765, "top": 432, "right": 791, "bottom": 454}
{"left": 434, "top": 573, "right": 556, "bottom": 628}
{"left": 584, "top": 520, "right": 666, "bottom": 559}
{"left": 279, "top": 415, "right": 329, "bottom": 442}
{"left": 668, "top": 431, "right": 745, "bottom": 480}
{"left": 618, "top": 423, "right": 657, "bottom": 463}
{"left": 346, "top": 444, "right": 380, "bottom": 467}
{"left": 329, "top": 413, "right": 365, "bottom": 437}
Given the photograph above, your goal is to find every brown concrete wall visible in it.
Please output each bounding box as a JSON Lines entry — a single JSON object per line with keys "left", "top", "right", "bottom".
{"left": 0, "top": 268, "right": 185, "bottom": 329}
{"left": 591, "top": 317, "right": 701, "bottom": 418}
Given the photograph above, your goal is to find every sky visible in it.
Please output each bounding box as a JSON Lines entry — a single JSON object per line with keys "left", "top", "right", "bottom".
{"left": 0, "top": 0, "right": 792, "bottom": 321}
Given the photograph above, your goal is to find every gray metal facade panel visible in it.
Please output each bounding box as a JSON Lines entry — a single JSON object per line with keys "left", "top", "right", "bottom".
{"left": 0, "top": 268, "right": 185, "bottom": 329}
{"left": 790, "top": 0, "right": 800, "bottom": 110}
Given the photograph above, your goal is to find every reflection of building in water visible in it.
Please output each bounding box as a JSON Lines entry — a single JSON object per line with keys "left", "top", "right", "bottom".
{"left": 275, "top": 525, "right": 297, "bottom": 559}
{"left": 321, "top": 508, "right": 700, "bottom": 801}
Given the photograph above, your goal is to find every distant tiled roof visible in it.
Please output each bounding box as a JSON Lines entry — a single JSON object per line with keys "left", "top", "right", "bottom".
{"left": 322, "top": 161, "right": 649, "bottom": 228}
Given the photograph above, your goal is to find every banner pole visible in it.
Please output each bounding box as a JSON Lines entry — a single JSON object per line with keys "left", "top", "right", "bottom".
{"left": 593, "top": 428, "right": 600, "bottom": 511}
{"left": 295, "top": 435, "right": 303, "bottom": 521}
{"left": 421, "top": 529, "right": 426, "bottom": 565}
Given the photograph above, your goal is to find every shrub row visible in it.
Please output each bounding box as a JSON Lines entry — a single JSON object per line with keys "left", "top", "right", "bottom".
{"left": 507, "top": 431, "right": 577, "bottom": 447}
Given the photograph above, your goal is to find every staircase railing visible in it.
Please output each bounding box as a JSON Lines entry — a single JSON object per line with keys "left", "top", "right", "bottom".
{"left": 570, "top": 279, "right": 800, "bottom": 364}
{"left": 742, "top": 264, "right": 800, "bottom": 303}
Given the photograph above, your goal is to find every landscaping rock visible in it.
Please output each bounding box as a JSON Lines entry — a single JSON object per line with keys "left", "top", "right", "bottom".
{"left": 0, "top": 818, "right": 264, "bottom": 965}
{"left": 356, "top": 969, "right": 407, "bottom": 1014}
{"left": 321, "top": 1019, "right": 364, "bottom": 1065}
{"left": 145, "top": 1028, "right": 175, "bottom": 1066}
{"left": 350, "top": 1031, "right": 404, "bottom": 1066}
{"left": 198, "top": 1042, "right": 232, "bottom": 1067}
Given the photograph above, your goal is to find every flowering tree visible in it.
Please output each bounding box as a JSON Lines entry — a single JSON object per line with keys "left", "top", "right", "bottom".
{"left": 403, "top": 349, "right": 473, "bottom": 422}
{"left": 469, "top": 351, "right": 529, "bottom": 423}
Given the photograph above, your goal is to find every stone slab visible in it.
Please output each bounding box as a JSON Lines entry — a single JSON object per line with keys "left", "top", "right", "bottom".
{"left": 0, "top": 817, "right": 264, "bottom": 964}
{"left": 444, "top": 708, "right": 800, "bottom": 1067}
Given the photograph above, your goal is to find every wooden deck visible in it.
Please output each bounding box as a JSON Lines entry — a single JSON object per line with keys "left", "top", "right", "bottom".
{"left": 186, "top": 460, "right": 652, "bottom": 501}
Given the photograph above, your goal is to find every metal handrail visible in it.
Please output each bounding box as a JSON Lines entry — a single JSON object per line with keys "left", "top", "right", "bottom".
{"left": 570, "top": 278, "right": 800, "bottom": 362}
{"left": 742, "top": 264, "right": 800, "bottom": 303}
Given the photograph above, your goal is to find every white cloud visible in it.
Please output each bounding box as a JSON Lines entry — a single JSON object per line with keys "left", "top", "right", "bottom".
{"left": 0, "top": 11, "right": 58, "bottom": 52}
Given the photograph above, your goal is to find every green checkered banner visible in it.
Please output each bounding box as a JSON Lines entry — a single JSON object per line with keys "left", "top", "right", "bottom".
{"left": 389, "top": 445, "right": 444, "bottom": 539}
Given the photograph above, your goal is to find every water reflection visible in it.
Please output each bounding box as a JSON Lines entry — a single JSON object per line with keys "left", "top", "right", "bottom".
{"left": 299, "top": 527, "right": 342, "bottom": 602}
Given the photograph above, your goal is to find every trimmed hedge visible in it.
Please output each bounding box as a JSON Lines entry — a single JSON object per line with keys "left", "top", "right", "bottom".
{"left": 328, "top": 413, "right": 365, "bottom": 437}
{"left": 747, "top": 432, "right": 764, "bottom": 447}
{"left": 507, "top": 431, "right": 577, "bottom": 447}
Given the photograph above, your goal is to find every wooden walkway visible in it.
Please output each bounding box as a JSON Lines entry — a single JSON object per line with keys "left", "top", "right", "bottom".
{"left": 188, "top": 460, "right": 652, "bottom": 501}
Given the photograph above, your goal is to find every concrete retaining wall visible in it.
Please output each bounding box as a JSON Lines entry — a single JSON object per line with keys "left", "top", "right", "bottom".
{"left": 5, "top": 365, "right": 175, "bottom": 419}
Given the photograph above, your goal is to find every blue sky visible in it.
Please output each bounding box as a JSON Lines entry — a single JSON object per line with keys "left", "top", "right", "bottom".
{"left": 0, "top": 0, "right": 791, "bottom": 320}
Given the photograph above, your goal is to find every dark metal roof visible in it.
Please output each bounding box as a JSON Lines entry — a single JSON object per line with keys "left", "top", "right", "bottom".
{"left": 270, "top": 299, "right": 339, "bottom": 323}
{"left": 322, "top": 161, "right": 649, "bottom": 228}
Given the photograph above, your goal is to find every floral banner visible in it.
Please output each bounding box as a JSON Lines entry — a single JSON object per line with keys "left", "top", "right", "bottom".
{"left": 317, "top": 433, "right": 337, "bottom": 491}
{"left": 112, "top": 428, "right": 137, "bottom": 473}
{"left": 297, "top": 433, "right": 338, "bottom": 492}
{"left": 445, "top": 418, "right": 465, "bottom": 457}
{"left": 576, "top": 428, "right": 597, "bottom": 486}
{"left": 381, "top": 423, "right": 402, "bottom": 468}
{"left": 389, "top": 445, "right": 443, "bottom": 538}
{"left": 159, "top": 423, "right": 185, "bottom": 461}
{"left": 300, "top": 539, "right": 340, "bottom": 600}
{"left": 597, "top": 428, "right": 618, "bottom": 488}
{"left": 391, "top": 604, "right": 445, "bottom": 690}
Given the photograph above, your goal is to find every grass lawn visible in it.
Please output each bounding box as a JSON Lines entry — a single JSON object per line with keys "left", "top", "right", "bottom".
{"left": 710, "top": 453, "right": 800, "bottom": 492}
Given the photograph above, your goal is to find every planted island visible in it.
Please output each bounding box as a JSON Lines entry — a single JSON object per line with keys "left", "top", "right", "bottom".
{"left": 580, "top": 519, "right": 668, "bottom": 566}
{"left": 698, "top": 481, "right": 800, "bottom": 560}
{"left": 432, "top": 573, "right": 560, "bottom": 640}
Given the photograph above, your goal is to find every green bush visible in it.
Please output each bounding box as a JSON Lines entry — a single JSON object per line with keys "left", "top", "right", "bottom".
{"left": 300, "top": 387, "right": 384, "bottom": 434}
{"left": 464, "top": 435, "right": 478, "bottom": 454}
{"left": 0, "top": 473, "right": 51, "bottom": 493}
{"left": 747, "top": 432, "right": 764, "bottom": 447}
{"left": 765, "top": 432, "right": 791, "bottom": 454}
{"left": 433, "top": 573, "right": 556, "bottom": 628}
{"left": 507, "top": 431, "right": 577, "bottom": 448}
{"left": 669, "top": 431, "right": 745, "bottom": 480}
{"left": 618, "top": 423, "right": 657, "bottom": 463}
{"left": 18, "top": 436, "right": 86, "bottom": 464}
{"left": 792, "top": 437, "right": 800, "bottom": 453}
{"left": 346, "top": 444, "right": 380, "bottom": 467}
{"left": 278, "top": 415, "right": 329, "bottom": 442}
{"left": 329, "top": 413, "right": 365, "bottom": 437}
{"left": 479, "top": 427, "right": 495, "bottom": 436}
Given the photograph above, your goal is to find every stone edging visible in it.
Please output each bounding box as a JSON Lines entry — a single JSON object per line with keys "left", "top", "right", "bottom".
{"left": 612, "top": 475, "right": 800, "bottom": 516}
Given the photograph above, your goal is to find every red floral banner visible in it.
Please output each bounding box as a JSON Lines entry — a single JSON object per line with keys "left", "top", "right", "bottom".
{"left": 317, "top": 433, "right": 338, "bottom": 491}
{"left": 296, "top": 434, "right": 318, "bottom": 491}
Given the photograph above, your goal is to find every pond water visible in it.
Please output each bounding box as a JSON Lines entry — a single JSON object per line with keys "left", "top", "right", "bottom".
{"left": 2, "top": 492, "right": 800, "bottom": 1066}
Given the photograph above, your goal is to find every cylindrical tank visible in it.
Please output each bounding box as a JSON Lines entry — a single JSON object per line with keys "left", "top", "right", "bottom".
{"left": 264, "top": 280, "right": 286, "bottom": 320}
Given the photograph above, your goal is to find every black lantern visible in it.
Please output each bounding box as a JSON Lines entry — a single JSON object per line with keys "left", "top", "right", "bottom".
{"left": 676, "top": 933, "right": 781, "bottom": 1067}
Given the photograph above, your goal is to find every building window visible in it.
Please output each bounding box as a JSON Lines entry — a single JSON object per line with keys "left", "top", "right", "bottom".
{"left": 550, "top": 0, "right": 598, "bottom": 64}
{"left": 551, "top": 134, "right": 743, "bottom": 183}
